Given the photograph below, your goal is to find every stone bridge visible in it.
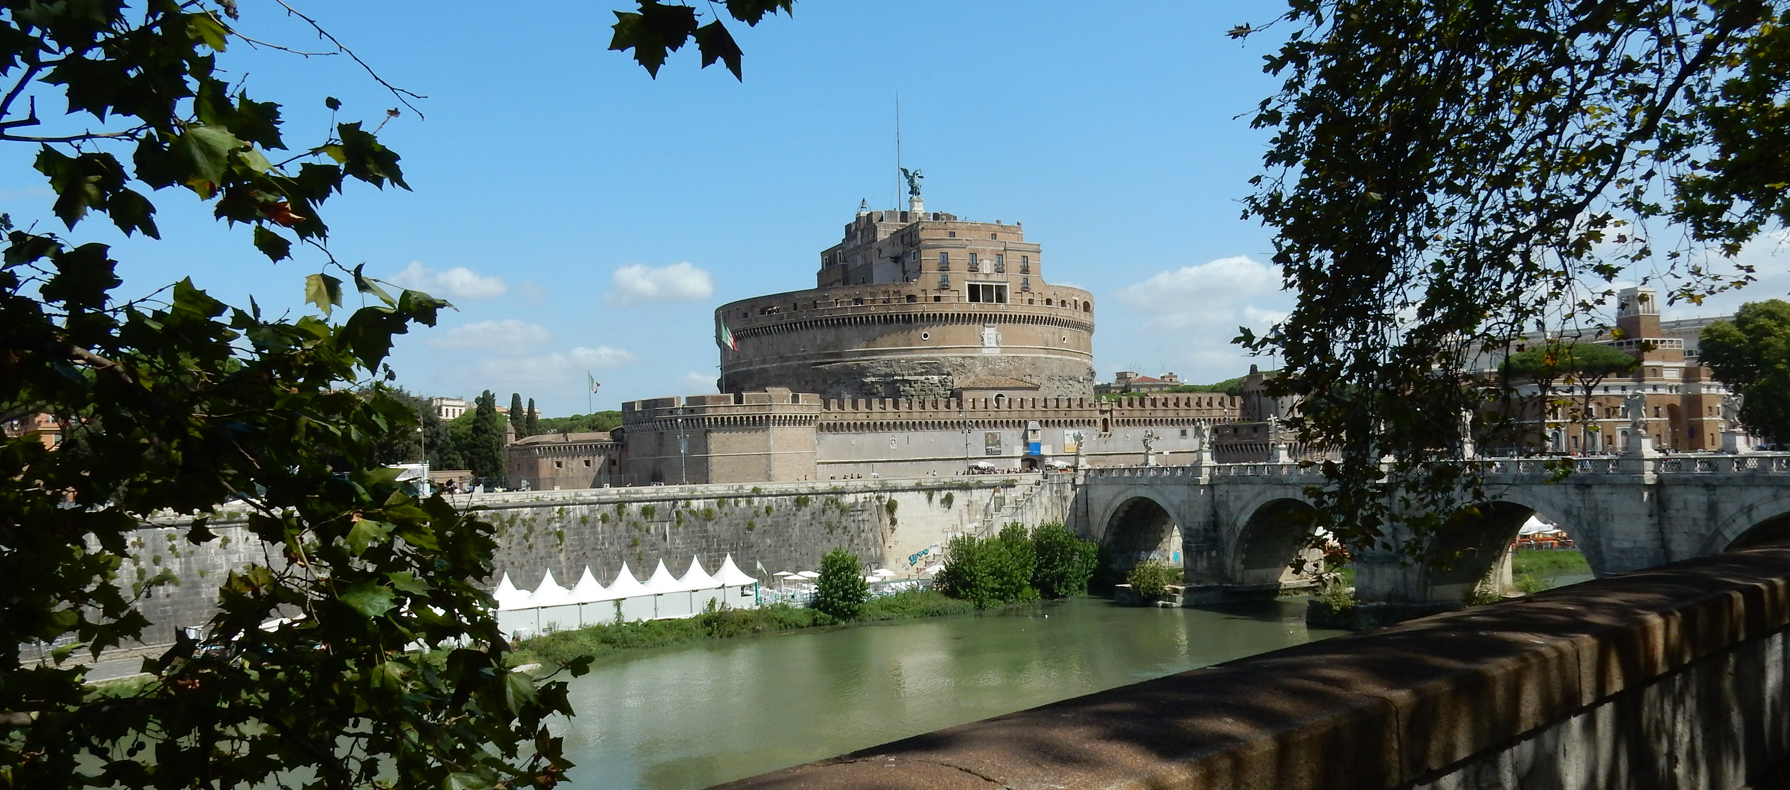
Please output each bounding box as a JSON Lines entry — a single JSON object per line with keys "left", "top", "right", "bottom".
{"left": 1073, "top": 451, "right": 1790, "bottom": 606}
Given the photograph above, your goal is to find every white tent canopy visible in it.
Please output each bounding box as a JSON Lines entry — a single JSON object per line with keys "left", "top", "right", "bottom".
{"left": 531, "top": 570, "right": 576, "bottom": 607}
{"left": 494, "top": 573, "right": 534, "bottom": 611}
{"left": 678, "top": 556, "right": 716, "bottom": 591}
{"left": 570, "top": 567, "right": 606, "bottom": 603}
{"left": 795, "top": 571, "right": 820, "bottom": 580}
{"left": 642, "top": 560, "right": 683, "bottom": 594}
{"left": 602, "top": 563, "right": 647, "bottom": 601}
{"left": 1518, "top": 514, "right": 1561, "bottom": 536}
{"left": 713, "top": 555, "right": 757, "bottom": 586}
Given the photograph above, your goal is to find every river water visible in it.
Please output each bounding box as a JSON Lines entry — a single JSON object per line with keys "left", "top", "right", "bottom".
{"left": 554, "top": 598, "right": 1342, "bottom": 789}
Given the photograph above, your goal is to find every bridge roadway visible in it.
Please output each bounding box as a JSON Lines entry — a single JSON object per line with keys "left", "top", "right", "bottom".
{"left": 1073, "top": 448, "right": 1790, "bottom": 607}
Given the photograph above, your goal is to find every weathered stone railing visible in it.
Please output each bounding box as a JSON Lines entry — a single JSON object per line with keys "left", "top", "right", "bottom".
{"left": 714, "top": 546, "right": 1790, "bottom": 790}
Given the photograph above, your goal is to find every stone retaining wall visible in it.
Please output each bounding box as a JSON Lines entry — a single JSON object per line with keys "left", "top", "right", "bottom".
{"left": 110, "top": 476, "right": 1073, "bottom": 650}
{"left": 712, "top": 546, "right": 1790, "bottom": 790}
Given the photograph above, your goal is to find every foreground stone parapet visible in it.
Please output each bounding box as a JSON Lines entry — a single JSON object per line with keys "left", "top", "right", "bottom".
{"left": 711, "top": 546, "right": 1790, "bottom": 790}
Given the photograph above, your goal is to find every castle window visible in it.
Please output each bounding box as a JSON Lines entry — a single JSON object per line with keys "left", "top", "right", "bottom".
{"left": 933, "top": 295, "right": 942, "bottom": 302}
{"left": 948, "top": 231, "right": 956, "bottom": 238}
{"left": 995, "top": 254, "right": 1005, "bottom": 272}
{"left": 906, "top": 294, "right": 917, "bottom": 303}
{"left": 969, "top": 252, "right": 979, "bottom": 272}
{"left": 939, "top": 275, "right": 950, "bottom": 288}
{"left": 1084, "top": 302, "right": 1092, "bottom": 313}
{"left": 1020, "top": 277, "right": 1031, "bottom": 291}
{"left": 967, "top": 283, "right": 1008, "bottom": 304}
{"left": 1021, "top": 255, "right": 1030, "bottom": 273}
{"left": 990, "top": 233, "right": 997, "bottom": 239}
{"left": 938, "top": 252, "right": 949, "bottom": 270}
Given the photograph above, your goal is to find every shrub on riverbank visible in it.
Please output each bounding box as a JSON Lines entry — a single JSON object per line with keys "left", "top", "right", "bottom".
{"left": 509, "top": 590, "right": 971, "bottom": 665}
{"left": 1032, "top": 523, "right": 1100, "bottom": 599}
{"left": 935, "top": 524, "right": 1039, "bottom": 608}
{"left": 1125, "top": 561, "right": 1176, "bottom": 600}
{"left": 934, "top": 522, "right": 1101, "bottom": 608}
{"left": 813, "top": 548, "right": 870, "bottom": 620}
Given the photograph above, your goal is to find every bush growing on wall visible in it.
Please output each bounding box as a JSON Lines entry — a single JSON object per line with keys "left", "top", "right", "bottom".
{"left": 1031, "top": 522, "right": 1099, "bottom": 599}
{"left": 812, "top": 548, "right": 869, "bottom": 620}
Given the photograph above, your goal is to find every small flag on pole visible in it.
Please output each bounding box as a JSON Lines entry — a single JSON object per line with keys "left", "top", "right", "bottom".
{"left": 717, "top": 316, "right": 738, "bottom": 352}
{"left": 588, "top": 372, "right": 600, "bottom": 394}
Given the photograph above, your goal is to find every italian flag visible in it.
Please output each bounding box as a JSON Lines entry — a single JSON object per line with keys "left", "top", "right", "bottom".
{"left": 717, "top": 317, "right": 737, "bottom": 352}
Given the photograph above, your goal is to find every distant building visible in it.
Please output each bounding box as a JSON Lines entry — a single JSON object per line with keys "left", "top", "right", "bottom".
{"left": 1096, "top": 371, "right": 1183, "bottom": 395}
{"left": 1476, "top": 286, "right": 1741, "bottom": 453}
{"left": 432, "top": 397, "right": 470, "bottom": 421}
{"left": 2, "top": 413, "right": 61, "bottom": 449}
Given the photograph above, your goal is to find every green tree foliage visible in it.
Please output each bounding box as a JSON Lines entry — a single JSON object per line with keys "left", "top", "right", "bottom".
{"left": 811, "top": 547, "right": 869, "bottom": 620}
{"left": 467, "top": 389, "right": 507, "bottom": 482}
{"left": 510, "top": 392, "right": 526, "bottom": 433}
{"left": 1503, "top": 341, "right": 1639, "bottom": 445}
{"left": 934, "top": 524, "right": 1039, "bottom": 609}
{"left": 373, "top": 387, "right": 457, "bottom": 469}
{"left": 536, "top": 411, "right": 625, "bottom": 435}
{"left": 525, "top": 397, "right": 541, "bottom": 436}
{"left": 1125, "top": 561, "right": 1177, "bottom": 601}
{"left": 1700, "top": 300, "right": 1790, "bottom": 440}
{"left": 1236, "top": 0, "right": 1788, "bottom": 558}
{"left": 0, "top": 2, "right": 585, "bottom": 786}
{"left": 607, "top": 0, "right": 794, "bottom": 80}
{"left": 1029, "top": 522, "right": 1099, "bottom": 599}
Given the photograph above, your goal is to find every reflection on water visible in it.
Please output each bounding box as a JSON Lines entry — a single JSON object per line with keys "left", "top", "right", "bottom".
{"left": 556, "top": 598, "right": 1343, "bottom": 789}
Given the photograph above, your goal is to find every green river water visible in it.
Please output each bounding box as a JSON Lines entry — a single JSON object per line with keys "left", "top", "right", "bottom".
{"left": 554, "top": 598, "right": 1344, "bottom": 789}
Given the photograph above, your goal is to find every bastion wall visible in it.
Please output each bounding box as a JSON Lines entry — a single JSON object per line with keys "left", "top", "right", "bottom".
{"left": 102, "top": 476, "right": 1074, "bottom": 651}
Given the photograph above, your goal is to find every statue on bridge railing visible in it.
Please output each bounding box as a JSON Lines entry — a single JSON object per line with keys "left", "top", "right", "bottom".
{"left": 1625, "top": 389, "right": 1649, "bottom": 434}
{"left": 1722, "top": 393, "right": 1744, "bottom": 428}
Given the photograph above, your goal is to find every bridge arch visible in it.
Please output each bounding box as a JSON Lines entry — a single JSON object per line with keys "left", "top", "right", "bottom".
{"left": 1702, "top": 489, "right": 1790, "bottom": 553}
{"left": 1421, "top": 498, "right": 1600, "bottom": 601}
{"left": 1231, "top": 498, "right": 1322, "bottom": 588}
{"left": 1097, "top": 493, "right": 1183, "bottom": 572}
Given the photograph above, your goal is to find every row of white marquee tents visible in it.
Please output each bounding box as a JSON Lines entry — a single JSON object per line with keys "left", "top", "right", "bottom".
{"left": 493, "top": 555, "right": 761, "bottom": 636}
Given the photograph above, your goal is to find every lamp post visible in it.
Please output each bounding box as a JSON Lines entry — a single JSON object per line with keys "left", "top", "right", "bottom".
{"left": 677, "top": 405, "right": 689, "bottom": 485}
{"left": 417, "top": 424, "right": 432, "bottom": 498}
{"left": 961, "top": 415, "right": 973, "bottom": 473}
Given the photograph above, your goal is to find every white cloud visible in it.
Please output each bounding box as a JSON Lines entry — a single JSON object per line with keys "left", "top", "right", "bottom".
{"left": 681, "top": 371, "right": 716, "bottom": 393}
{"left": 457, "top": 345, "right": 638, "bottom": 395}
{"left": 604, "top": 262, "right": 714, "bottom": 306}
{"left": 428, "top": 319, "right": 554, "bottom": 351}
{"left": 1115, "top": 255, "right": 1288, "bottom": 333}
{"left": 390, "top": 260, "right": 508, "bottom": 300}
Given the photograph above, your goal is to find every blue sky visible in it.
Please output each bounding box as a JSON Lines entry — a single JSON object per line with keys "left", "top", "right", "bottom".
{"left": 5, "top": 2, "right": 1783, "bottom": 417}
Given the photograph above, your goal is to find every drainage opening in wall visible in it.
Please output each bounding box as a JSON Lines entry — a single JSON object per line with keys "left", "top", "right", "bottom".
{"left": 921, "top": 332, "right": 931, "bottom": 340}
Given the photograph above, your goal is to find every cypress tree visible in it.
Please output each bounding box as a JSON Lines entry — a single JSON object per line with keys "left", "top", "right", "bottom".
{"left": 525, "top": 398, "right": 540, "bottom": 436}
{"left": 467, "top": 390, "right": 506, "bottom": 482}
{"left": 508, "top": 392, "right": 525, "bottom": 431}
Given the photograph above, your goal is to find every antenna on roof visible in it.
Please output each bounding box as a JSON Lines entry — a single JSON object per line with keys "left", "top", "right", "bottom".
{"left": 894, "top": 92, "right": 902, "bottom": 212}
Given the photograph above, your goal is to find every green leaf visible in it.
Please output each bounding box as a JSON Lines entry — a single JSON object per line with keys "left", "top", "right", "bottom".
{"left": 387, "top": 571, "right": 430, "bottom": 595}
{"left": 177, "top": 124, "right": 245, "bottom": 191}
{"left": 609, "top": 1, "right": 698, "bottom": 77}
{"left": 187, "top": 11, "right": 230, "bottom": 51}
{"left": 304, "top": 272, "right": 342, "bottom": 315}
{"left": 253, "top": 226, "right": 291, "bottom": 262}
{"left": 341, "top": 581, "right": 396, "bottom": 618}
{"left": 694, "top": 21, "right": 744, "bottom": 80}
{"left": 352, "top": 263, "right": 394, "bottom": 304}
{"left": 346, "top": 519, "right": 392, "bottom": 556}
{"left": 324, "top": 96, "right": 341, "bottom": 110}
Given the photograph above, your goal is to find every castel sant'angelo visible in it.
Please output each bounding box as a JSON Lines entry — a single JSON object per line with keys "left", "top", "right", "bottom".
{"left": 504, "top": 183, "right": 1296, "bottom": 490}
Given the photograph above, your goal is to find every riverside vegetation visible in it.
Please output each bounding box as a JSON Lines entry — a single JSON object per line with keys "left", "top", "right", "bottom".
{"left": 509, "top": 523, "right": 1102, "bottom": 665}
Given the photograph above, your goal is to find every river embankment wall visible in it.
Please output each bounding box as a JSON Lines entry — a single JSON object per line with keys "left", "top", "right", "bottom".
{"left": 712, "top": 545, "right": 1790, "bottom": 790}
{"left": 109, "top": 475, "right": 1076, "bottom": 648}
